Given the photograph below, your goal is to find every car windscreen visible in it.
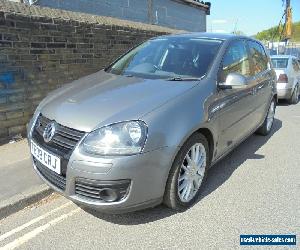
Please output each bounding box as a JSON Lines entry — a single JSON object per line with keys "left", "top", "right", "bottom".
{"left": 105, "top": 37, "right": 223, "bottom": 79}
{"left": 271, "top": 58, "right": 288, "bottom": 68}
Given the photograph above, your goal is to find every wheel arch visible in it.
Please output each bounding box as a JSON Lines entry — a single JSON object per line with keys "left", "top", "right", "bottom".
{"left": 174, "top": 126, "right": 216, "bottom": 167}
{"left": 196, "top": 127, "right": 214, "bottom": 165}
{"left": 165, "top": 126, "right": 216, "bottom": 184}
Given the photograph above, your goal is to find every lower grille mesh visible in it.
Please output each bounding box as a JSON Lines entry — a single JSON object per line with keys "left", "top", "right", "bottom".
{"left": 34, "top": 158, "right": 66, "bottom": 191}
{"left": 75, "top": 179, "right": 104, "bottom": 200}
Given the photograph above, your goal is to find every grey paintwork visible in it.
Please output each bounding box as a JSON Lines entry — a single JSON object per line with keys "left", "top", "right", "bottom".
{"left": 27, "top": 33, "right": 277, "bottom": 213}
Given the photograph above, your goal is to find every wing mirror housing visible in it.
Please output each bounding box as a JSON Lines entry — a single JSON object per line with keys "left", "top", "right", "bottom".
{"left": 218, "top": 73, "right": 247, "bottom": 90}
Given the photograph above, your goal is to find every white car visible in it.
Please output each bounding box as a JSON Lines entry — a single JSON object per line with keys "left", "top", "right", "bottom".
{"left": 271, "top": 55, "right": 300, "bottom": 104}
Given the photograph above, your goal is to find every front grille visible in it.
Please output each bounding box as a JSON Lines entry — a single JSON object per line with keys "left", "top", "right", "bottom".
{"left": 35, "top": 115, "right": 85, "bottom": 152}
{"left": 31, "top": 114, "right": 85, "bottom": 176}
{"left": 75, "top": 178, "right": 130, "bottom": 202}
{"left": 34, "top": 158, "right": 66, "bottom": 191}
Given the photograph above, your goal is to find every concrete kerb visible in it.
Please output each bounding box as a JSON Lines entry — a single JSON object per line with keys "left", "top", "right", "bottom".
{"left": 0, "top": 184, "right": 53, "bottom": 220}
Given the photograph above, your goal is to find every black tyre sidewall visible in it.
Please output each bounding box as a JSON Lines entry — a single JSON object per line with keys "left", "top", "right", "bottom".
{"left": 257, "top": 98, "right": 276, "bottom": 136}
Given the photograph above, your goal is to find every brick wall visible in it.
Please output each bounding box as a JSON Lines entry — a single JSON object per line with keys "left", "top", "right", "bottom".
{"left": 0, "top": 0, "right": 179, "bottom": 142}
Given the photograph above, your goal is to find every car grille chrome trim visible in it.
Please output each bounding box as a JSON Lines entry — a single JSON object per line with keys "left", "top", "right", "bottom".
{"left": 32, "top": 114, "right": 85, "bottom": 177}
{"left": 35, "top": 114, "right": 85, "bottom": 152}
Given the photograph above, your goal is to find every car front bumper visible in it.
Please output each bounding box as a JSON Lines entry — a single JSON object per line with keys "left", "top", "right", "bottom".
{"left": 30, "top": 143, "right": 177, "bottom": 213}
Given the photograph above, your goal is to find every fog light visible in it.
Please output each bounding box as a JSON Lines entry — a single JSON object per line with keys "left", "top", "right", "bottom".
{"left": 75, "top": 178, "right": 130, "bottom": 202}
{"left": 99, "top": 188, "right": 119, "bottom": 202}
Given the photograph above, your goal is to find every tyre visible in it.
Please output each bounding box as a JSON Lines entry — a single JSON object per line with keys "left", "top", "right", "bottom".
{"left": 163, "top": 133, "right": 209, "bottom": 210}
{"left": 256, "top": 98, "right": 276, "bottom": 136}
{"left": 288, "top": 84, "right": 299, "bottom": 105}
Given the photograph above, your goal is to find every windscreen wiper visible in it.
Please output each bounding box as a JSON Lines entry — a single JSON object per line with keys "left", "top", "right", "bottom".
{"left": 165, "top": 75, "right": 205, "bottom": 81}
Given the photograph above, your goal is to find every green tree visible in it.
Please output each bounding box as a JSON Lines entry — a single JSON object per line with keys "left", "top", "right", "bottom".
{"left": 255, "top": 22, "right": 300, "bottom": 42}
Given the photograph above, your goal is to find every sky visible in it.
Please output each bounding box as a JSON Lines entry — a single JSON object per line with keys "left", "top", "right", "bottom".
{"left": 207, "top": 0, "right": 300, "bottom": 35}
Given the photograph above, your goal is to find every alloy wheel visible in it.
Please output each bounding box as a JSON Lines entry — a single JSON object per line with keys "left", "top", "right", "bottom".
{"left": 177, "top": 143, "right": 206, "bottom": 202}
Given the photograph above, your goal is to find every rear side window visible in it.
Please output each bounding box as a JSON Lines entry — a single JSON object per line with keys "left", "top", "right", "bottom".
{"left": 271, "top": 58, "right": 288, "bottom": 68}
{"left": 248, "top": 41, "right": 268, "bottom": 74}
{"left": 220, "top": 40, "right": 251, "bottom": 82}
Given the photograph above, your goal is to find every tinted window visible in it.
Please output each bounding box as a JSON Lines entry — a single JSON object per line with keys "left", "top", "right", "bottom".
{"left": 271, "top": 58, "right": 289, "bottom": 68}
{"left": 106, "top": 37, "right": 223, "bottom": 79}
{"left": 248, "top": 41, "right": 268, "bottom": 74}
{"left": 220, "top": 40, "right": 251, "bottom": 82}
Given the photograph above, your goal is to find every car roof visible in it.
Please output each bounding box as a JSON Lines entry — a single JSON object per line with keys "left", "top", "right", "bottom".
{"left": 154, "top": 32, "right": 253, "bottom": 42}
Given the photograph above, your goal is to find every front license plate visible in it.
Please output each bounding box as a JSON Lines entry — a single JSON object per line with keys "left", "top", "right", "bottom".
{"left": 31, "top": 140, "right": 61, "bottom": 175}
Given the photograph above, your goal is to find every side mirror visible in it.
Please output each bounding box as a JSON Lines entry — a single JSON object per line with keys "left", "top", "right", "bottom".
{"left": 218, "top": 73, "right": 248, "bottom": 90}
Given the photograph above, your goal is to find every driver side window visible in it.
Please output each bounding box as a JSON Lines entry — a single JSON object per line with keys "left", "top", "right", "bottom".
{"left": 219, "top": 40, "right": 251, "bottom": 82}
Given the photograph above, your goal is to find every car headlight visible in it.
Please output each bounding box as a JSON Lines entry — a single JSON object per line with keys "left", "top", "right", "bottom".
{"left": 80, "top": 121, "right": 148, "bottom": 156}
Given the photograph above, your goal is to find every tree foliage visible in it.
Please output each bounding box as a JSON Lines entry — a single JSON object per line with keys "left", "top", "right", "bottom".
{"left": 255, "top": 21, "right": 300, "bottom": 42}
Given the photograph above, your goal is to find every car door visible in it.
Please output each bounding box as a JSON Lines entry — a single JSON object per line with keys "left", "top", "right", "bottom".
{"left": 216, "top": 39, "right": 257, "bottom": 156}
{"left": 247, "top": 40, "right": 274, "bottom": 124}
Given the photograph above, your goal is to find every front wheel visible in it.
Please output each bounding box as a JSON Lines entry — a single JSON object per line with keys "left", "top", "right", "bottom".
{"left": 256, "top": 98, "right": 276, "bottom": 136}
{"left": 163, "top": 133, "right": 209, "bottom": 210}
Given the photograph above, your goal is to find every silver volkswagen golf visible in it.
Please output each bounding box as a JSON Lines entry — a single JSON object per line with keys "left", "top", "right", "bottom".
{"left": 27, "top": 33, "right": 277, "bottom": 213}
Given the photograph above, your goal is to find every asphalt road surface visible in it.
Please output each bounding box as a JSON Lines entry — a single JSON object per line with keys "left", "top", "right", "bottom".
{"left": 0, "top": 101, "right": 299, "bottom": 250}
